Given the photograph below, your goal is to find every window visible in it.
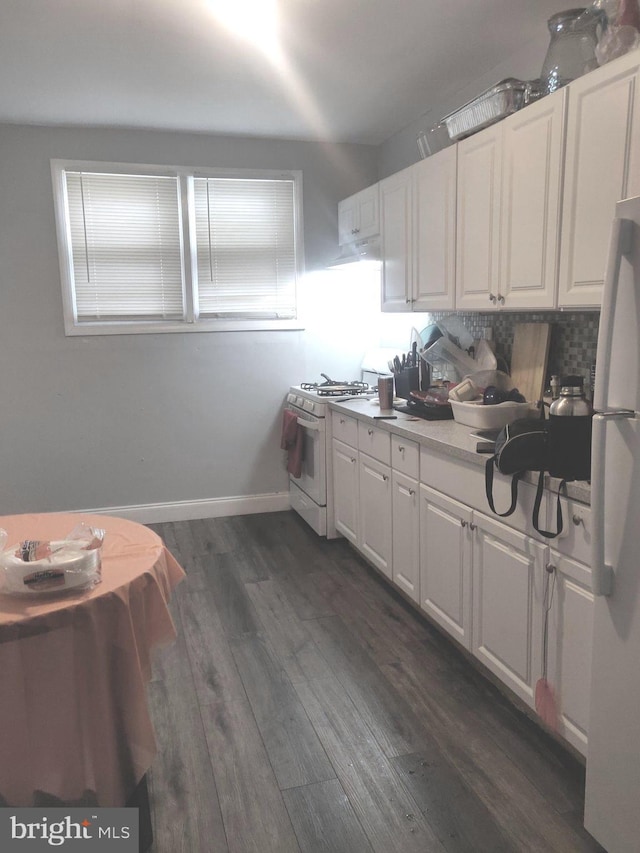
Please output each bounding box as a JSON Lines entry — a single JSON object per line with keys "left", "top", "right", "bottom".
{"left": 51, "top": 161, "right": 303, "bottom": 334}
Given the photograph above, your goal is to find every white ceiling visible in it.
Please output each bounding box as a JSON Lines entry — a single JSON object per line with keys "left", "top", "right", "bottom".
{"left": 0, "top": 0, "right": 562, "bottom": 145}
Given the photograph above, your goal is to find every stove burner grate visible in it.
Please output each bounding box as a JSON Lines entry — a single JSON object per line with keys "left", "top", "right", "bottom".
{"left": 301, "top": 380, "right": 370, "bottom": 397}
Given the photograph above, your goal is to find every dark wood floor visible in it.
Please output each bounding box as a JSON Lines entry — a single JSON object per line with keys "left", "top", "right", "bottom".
{"left": 146, "top": 511, "right": 604, "bottom": 853}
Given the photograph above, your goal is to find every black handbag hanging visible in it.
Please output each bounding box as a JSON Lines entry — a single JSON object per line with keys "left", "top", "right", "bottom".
{"left": 484, "top": 416, "right": 565, "bottom": 539}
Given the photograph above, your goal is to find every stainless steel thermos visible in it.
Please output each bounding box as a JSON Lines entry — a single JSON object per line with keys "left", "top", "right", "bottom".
{"left": 548, "top": 375, "right": 592, "bottom": 481}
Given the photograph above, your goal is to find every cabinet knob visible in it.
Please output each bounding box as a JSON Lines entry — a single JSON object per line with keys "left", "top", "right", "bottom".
{"left": 497, "top": 294, "right": 505, "bottom": 305}
{"left": 409, "top": 488, "right": 415, "bottom": 496}
{"left": 460, "top": 519, "right": 468, "bottom": 527}
{"left": 572, "top": 514, "right": 584, "bottom": 526}
{"left": 406, "top": 297, "right": 411, "bottom": 303}
{"left": 351, "top": 457, "right": 356, "bottom": 464}
{"left": 368, "top": 428, "right": 374, "bottom": 436}
{"left": 398, "top": 445, "right": 405, "bottom": 453}
{"left": 339, "top": 418, "right": 345, "bottom": 424}
{"left": 354, "top": 227, "right": 360, "bottom": 234}
{"left": 382, "top": 474, "right": 389, "bottom": 482}
{"left": 489, "top": 294, "right": 496, "bottom": 303}
{"left": 469, "top": 522, "right": 477, "bottom": 531}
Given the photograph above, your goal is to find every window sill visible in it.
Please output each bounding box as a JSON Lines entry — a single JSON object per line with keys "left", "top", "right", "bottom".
{"left": 64, "top": 318, "right": 305, "bottom": 336}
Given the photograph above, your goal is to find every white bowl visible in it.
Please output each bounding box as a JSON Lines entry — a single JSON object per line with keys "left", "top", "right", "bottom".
{"left": 450, "top": 399, "right": 532, "bottom": 430}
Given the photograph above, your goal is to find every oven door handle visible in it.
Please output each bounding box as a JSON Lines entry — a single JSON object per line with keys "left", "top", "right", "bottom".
{"left": 297, "top": 417, "right": 320, "bottom": 431}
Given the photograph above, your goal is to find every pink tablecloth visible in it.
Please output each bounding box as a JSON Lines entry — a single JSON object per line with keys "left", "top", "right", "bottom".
{"left": 0, "top": 513, "right": 185, "bottom": 807}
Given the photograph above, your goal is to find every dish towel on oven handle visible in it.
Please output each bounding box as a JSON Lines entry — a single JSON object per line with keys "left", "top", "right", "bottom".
{"left": 281, "top": 409, "right": 304, "bottom": 478}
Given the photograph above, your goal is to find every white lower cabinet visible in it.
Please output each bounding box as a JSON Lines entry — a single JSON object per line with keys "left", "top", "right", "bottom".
{"left": 472, "top": 512, "right": 545, "bottom": 710}
{"left": 419, "top": 485, "right": 473, "bottom": 648}
{"left": 392, "top": 471, "right": 420, "bottom": 603}
{"left": 545, "top": 550, "right": 594, "bottom": 754}
{"left": 332, "top": 438, "right": 358, "bottom": 545}
{"left": 330, "top": 414, "right": 594, "bottom": 754}
{"left": 358, "top": 453, "right": 392, "bottom": 579}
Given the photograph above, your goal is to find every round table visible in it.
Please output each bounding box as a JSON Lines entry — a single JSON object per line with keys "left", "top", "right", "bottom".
{"left": 0, "top": 513, "right": 185, "bottom": 808}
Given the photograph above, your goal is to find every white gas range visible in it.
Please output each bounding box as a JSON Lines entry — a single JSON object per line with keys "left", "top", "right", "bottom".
{"left": 285, "top": 378, "right": 373, "bottom": 536}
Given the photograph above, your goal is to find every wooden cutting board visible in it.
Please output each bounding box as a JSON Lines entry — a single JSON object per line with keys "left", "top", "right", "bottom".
{"left": 510, "top": 323, "right": 551, "bottom": 404}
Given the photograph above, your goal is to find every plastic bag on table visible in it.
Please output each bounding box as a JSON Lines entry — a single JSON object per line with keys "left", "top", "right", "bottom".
{"left": 0, "top": 524, "right": 105, "bottom": 597}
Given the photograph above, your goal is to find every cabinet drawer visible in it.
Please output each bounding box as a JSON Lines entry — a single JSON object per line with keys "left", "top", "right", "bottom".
{"left": 391, "top": 435, "right": 419, "bottom": 477}
{"left": 358, "top": 421, "right": 391, "bottom": 464}
{"left": 332, "top": 412, "right": 358, "bottom": 447}
{"left": 545, "top": 494, "right": 592, "bottom": 567}
{"left": 420, "top": 446, "right": 545, "bottom": 541}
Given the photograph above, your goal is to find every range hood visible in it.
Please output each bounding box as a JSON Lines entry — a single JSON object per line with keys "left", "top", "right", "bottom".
{"left": 329, "top": 236, "right": 380, "bottom": 268}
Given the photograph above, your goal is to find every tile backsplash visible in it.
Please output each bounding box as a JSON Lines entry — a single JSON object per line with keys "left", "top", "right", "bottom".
{"left": 426, "top": 310, "right": 599, "bottom": 395}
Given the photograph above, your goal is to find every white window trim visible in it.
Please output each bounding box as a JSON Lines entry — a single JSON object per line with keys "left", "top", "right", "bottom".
{"left": 51, "top": 159, "right": 305, "bottom": 335}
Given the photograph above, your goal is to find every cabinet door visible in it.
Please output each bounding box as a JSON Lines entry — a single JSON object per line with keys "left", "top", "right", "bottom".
{"left": 455, "top": 124, "right": 502, "bottom": 311}
{"left": 338, "top": 197, "right": 358, "bottom": 246}
{"left": 472, "top": 512, "right": 545, "bottom": 708}
{"left": 559, "top": 50, "right": 640, "bottom": 307}
{"left": 380, "top": 166, "right": 414, "bottom": 312}
{"left": 419, "top": 485, "right": 473, "bottom": 649}
{"left": 546, "top": 551, "right": 594, "bottom": 755}
{"left": 359, "top": 453, "right": 392, "bottom": 579}
{"left": 332, "top": 439, "right": 358, "bottom": 545}
{"left": 413, "top": 146, "right": 457, "bottom": 310}
{"left": 499, "top": 89, "right": 565, "bottom": 310}
{"left": 356, "top": 185, "right": 380, "bottom": 241}
{"left": 392, "top": 471, "right": 420, "bottom": 603}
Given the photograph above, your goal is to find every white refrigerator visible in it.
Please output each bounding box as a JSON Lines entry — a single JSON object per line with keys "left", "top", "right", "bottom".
{"left": 585, "top": 194, "right": 640, "bottom": 852}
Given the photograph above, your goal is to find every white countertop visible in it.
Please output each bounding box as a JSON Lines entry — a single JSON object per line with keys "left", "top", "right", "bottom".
{"left": 329, "top": 397, "right": 591, "bottom": 506}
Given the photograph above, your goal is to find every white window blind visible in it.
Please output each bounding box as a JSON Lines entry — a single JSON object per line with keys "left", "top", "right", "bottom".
{"left": 53, "top": 161, "right": 302, "bottom": 334}
{"left": 193, "top": 177, "right": 297, "bottom": 319}
{"left": 65, "top": 171, "right": 185, "bottom": 322}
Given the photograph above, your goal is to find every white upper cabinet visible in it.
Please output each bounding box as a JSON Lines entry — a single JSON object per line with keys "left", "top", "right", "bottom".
{"left": 559, "top": 49, "right": 640, "bottom": 307}
{"left": 456, "top": 90, "right": 565, "bottom": 311}
{"left": 380, "top": 166, "right": 414, "bottom": 311}
{"left": 338, "top": 183, "right": 380, "bottom": 246}
{"left": 455, "top": 123, "right": 503, "bottom": 311}
{"left": 413, "top": 146, "right": 457, "bottom": 311}
{"left": 499, "top": 89, "right": 566, "bottom": 310}
{"left": 380, "top": 148, "right": 457, "bottom": 312}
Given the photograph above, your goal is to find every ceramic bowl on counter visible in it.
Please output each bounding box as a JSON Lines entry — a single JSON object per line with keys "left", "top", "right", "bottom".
{"left": 450, "top": 399, "right": 533, "bottom": 430}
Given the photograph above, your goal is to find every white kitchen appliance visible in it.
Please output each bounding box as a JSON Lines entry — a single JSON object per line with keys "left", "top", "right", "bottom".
{"left": 584, "top": 194, "right": 640, "bottom": 853}
{"left": 285, "top": 378, "right": 372, "bottom": 536}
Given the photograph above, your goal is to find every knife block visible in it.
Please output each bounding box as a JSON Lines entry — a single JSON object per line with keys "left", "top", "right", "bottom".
{"left": 394, "top": 367, "right": 419, "bottom": 400}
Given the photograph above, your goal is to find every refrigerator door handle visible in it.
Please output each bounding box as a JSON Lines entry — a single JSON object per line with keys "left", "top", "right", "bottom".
{"left": 592, "top": 413, "right": 613, "bottom": 596}
{"left": 596, "top": 410, "right": 636, "bottom": 419}
{"left": 594, "top": 217, "right": 633, "bottom": 412}
{"left": 591, "top": 411, "right": 635, "bottom": 596}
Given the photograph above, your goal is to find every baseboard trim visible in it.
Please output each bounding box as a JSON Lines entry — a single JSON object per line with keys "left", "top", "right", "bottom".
{"left": 78, "top": 492, "right": 291, "bottom": 524}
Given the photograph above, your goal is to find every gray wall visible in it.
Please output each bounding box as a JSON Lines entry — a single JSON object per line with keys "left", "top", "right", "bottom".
{"left": 0, "top": 124, "right": 378, "bottom": 514}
